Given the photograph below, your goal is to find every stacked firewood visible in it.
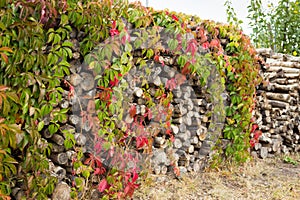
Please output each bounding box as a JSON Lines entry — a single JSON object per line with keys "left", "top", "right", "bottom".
{"left": 253, "top": 48, "right": 300, "bottom": 158}
{"left": 121, "top": 53, "right": 216, "bottom": 174}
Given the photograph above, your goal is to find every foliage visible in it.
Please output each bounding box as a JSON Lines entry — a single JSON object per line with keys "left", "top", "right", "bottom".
{"left": 247, "top": 0, "right": 300, "bottom": 55}
{"left": 0, "top": 0, "right": 261, "bottom": 199}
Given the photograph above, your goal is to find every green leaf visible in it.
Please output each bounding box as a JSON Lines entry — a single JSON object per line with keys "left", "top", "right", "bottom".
{"left": 37, "top": 121, "right": 44, "bottom": 131}
{"left": 60, "top": 14, "right": 69, "bottom": 26}
{"left": 6, "top": 92, "right": 19, "bottom": 104}
{"left": 62, "top": 41, "right": 73, "bottom": 48}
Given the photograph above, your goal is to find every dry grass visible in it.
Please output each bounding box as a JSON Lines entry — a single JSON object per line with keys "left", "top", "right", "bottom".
{"left": 134, "top": 154, "right": 300, "bottom": 200}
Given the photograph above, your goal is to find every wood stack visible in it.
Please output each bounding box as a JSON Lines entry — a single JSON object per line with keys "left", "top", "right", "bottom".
{"left": 121, "top": 56, "right": 214, "bottom": 174}
{"left": 254, "top": 48, "right": 300, "bottom": 158}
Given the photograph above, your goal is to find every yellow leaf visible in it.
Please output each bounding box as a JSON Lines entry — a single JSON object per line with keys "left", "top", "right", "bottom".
{"left": 293, "top": 51, "right": 297, "bottom": 56}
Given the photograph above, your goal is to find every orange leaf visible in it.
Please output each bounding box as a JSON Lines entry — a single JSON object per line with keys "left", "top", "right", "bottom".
{"left": 0, "top": 53, "right": 8, "bottom": 64}
{"left": 0, "top": 47, "right": 13, "bottom": 53}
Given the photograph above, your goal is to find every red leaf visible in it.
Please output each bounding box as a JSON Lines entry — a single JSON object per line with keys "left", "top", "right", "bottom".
{"left": 129, "top": 105, "right": 137, "bottom": 118}
{"left": 250, "top": 139, "right": 256, "bottom": 148}
{"left": 166, "top": 78, "right": 176, "bottom": 91}
{"left": 251, "top": 124, "right": 259, "bottom": 133}
{"left": 154, "top": 55, "right": 160, "bottom": 62}
{"left": 172, "top": 14, "right": 179, "bottom": 21}
{"left": 166, "top": 129, "right": 172, "bottom": 135}
{"left": 253, "top": 130, "right": 262, "bottom": 140}
{"left": 186, "top": 39, "right": 198, "bottom": 57}
{"left": 210, "top": 39, "right": 220, "bottom": 48}
{"left": 136, "top": 136, "right": 148, "bottom": 149}
{"left": 181, "top": 62, "right": 191, "bottom": 75}
{"left": 109, "top": 76, "right": 119, "bottom": 87}
{"left": 202, "top": 41, "right": 210, "bottom": 49}
{"left": 112, "top": 20, "right": 117, "bottom": 29}
{"left": 132, "top": 171, "right": 138, "bottom": 183}
{"left": 98, "top": 179, "right": 108, "bottom": 192}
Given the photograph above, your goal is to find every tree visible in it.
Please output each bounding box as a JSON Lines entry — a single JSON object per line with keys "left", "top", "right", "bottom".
{"left": 226, "top": 0, "right": 300, "bottom": 56}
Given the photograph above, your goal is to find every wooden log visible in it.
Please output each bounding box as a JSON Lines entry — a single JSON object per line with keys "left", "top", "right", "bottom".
{"left": 69, "top": 115, "right": 81, "bottom": 126}
{"left": 266, "top": 60, "right": 300, "bottom": 69}
{"left": 190, "top": 136, "right": 199, "bottom": 144}
{"left": 179, "top": 123, "right": 187, "bottom": 133}
{"left": 154, "top": 137, "right": 165, "bottom": 148}
{"left": 133, "top": 87, "right": 143, "bottom": 97}
{"left": 177, "top": 131, "right": 190, "bottom": 141}
{"left": 190, "top": 117, "right": 202, "bottom": 126}
{"left": 173, "top": 103, "right": 187, "bottom": 116}
{"left": 153, "top": 165, "right": 161, "bottom": 175}
{"left": 274, "top": 78, "right": 299, "bottom": 85}
{"left": 260, "top": 147, "right": 269, "bottom": 159}
{"left": 66, "top": 150, "right": 76, "bottom": 160}
{"left": 183, "top": 115, "right": 192, "bottom": 126}
{"left": 60, "top": 124, "right": 76, "bottom": 134}
{"left": 265, "top": 83, "right": 299, "bottom": 92}
{"left": 80, "top": 72, "right": 95, "bottom": 91}
{"left": 59, "top": 100, "right": 70, "bottom": 109}
{"left": 173, "top": 138, "right": 182, "bottom": 149}
{"left": 160, "top": 165, "right": 168, "bottom": 175}
{"left": 50, "top": 153, "right": 68, "bottom": 165}
{"left": 188, "top": 145, "right": 194, "bottom": 154}
{"left": 268, "top": 100, "right": 290, "bottom": 109}
{"left": 172, "top": 88, "right": 182, "bottom": 98}
{"left": 184, "top": 99, "right": 194, "bottom": 111}
{"left": 171, "top": 124, "right": 179, "bottom": 134}
{"left": 200, "top": 115, "right": 209, "bottom": 123}
{"left": 42, "top": 128, "right": 53, "bottom": 139}
{"left": 75, "top": 133, "right": 87, "bottom": 146}
{"left": 264, "top": 72, "right": 299, "bottom": 79}
{"left": 51, "top": 134, "right": 65, "bottom": 146}
{"left": 196, "top": 126, "right": 207, "bottom": 141}
{"left": 265, "top": 66, "right": 300, "bottom": 74}
{"left": 172, "top": 117, "right": 183, "bottom": 124}
{"left": 193, "top": 161, "right": 200, "bottom": 172}
{"left": 265, "top": 92, "right": 291, "bottom": 102}
{"left": 51, "top": 143, "right": 65, "bottom": 153}
{"left": 53, "top": 166, "right": 67, "bottom": 178}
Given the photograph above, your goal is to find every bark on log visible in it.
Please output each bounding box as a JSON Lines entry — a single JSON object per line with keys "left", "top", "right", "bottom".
{"left": 50, "top": 153, "right": 68, "bottom": 165}
{"left": 51, "top": 143, "right": 65, "bottom": 153}
{"left": 51, "top": 134, "right": 65, "bottom": 146}
{"left": 265, "top": 92, "right": 291, "bottom": 102}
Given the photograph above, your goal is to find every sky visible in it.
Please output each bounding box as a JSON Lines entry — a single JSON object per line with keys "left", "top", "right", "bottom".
{"left": 128, "top": 0, "right": 278, "bottom": 36}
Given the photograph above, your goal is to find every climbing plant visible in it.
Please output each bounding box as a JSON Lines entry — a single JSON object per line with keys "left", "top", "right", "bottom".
{"left": 0, "top": 0, "right": 261, "bottom": 199}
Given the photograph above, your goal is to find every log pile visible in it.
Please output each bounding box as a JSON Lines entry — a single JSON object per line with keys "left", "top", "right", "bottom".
{"left": 114, "top": 52, "right": 220, "bottom": 174}
{"left": 11, "top": 26, "right": 222, "bottom": 200}
{"left": 253, "top": 48, "right": 300, "bottom": 158}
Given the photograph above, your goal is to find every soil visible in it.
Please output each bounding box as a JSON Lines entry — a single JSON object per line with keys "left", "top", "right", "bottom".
{"left": 134, "top": 154, "right": 300, "bottom": 200}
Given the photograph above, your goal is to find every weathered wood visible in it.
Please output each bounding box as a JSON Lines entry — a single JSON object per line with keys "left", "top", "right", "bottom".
{"left": 52, "top": 182, "right": 71, "bottom": 200}
{"left": 75, "top": 133, "right": 87, "bottom": 146}
{"left": 265, "top": 66, "right": 300, "bottom": 74}
{"left": 51, "top": 143, "right": 65, "bottom": 153}
{"left": 265, "top": 92, "right": 291, "bottom": 102}
{"left": 53, "top": 166, "right": 67, "bottom": 178}
{"left": 80, "top": 72, "right": 95, "bottom": 91}
{"left": 154, "top": 136, "right": 165, "bottom": 147}
{"left": 42, "top": 128, "right": 53, "bottom": 139}
{"left": 197, "top": 126, "right": 207, "bottom": 141}
{"left": 69, "top": 115, "right": 81, "bottom": 126}
{"left": 268, "top": 100, "right": 290, "bottom": 109}
{"left": 133, "top": 87, "right": 143, "bottom": 97}
{"left": 171, "top": 124, "right": 179, "bottom": 134}
{"left": 50, "top": 153, "right": 68, "bottom": 165}
{"left": 51, "top": 134, "right": 65, "bottom": 146}
{"left": 173, "top": 138, "right": 182, "bottom": 149}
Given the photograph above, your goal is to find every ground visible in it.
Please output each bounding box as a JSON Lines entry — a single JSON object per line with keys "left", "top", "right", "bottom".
{"left": 134, "top": 153, "right": 300, "bottom": 200}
